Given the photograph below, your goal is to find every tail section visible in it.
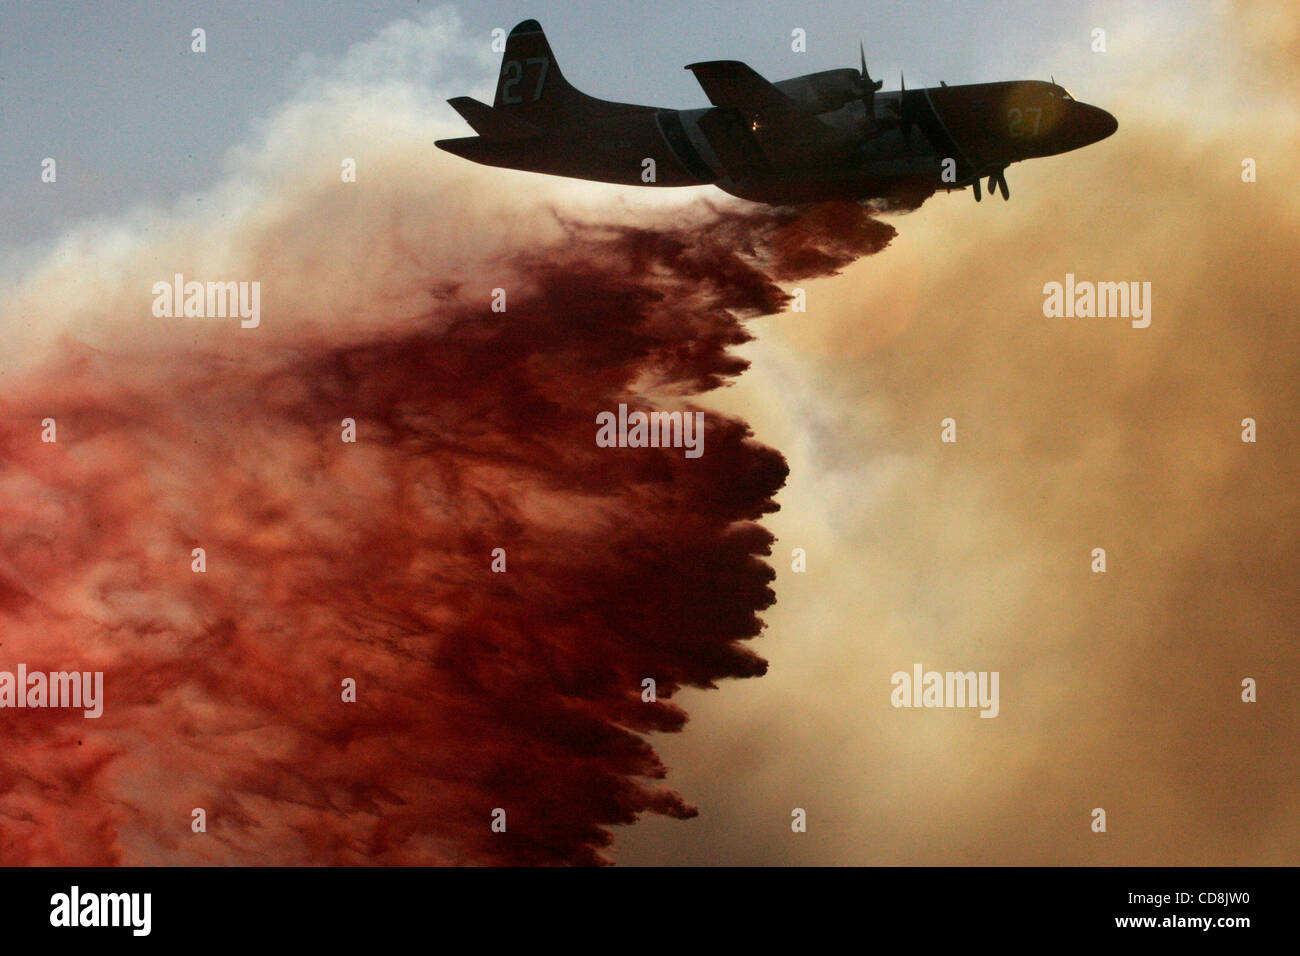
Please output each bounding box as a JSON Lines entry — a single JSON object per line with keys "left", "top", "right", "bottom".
{"left": 437, "top": 20, "right": 689, "bottom": 185}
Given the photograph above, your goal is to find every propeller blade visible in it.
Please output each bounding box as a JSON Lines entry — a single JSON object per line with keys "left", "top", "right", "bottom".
{"left": 856, "top": 41, "right": 882, "bottom": 130}
{"left": 997, "top": 168, "right": 1010, "bottom": 199}
{"left": 973, "top": 177, "right": 982, "bottom": 202}
{"left": 900, "top": 75, "right": 914, "bottom": 154}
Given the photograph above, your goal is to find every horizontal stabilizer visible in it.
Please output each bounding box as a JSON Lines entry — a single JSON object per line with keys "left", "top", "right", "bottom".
{"left": 434, "top": 135, "right": 488, "bottom": 162}
{"left": 447, "top": 97, "right": 541, "bottom": 141}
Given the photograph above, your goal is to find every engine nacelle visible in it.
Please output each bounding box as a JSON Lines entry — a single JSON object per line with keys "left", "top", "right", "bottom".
{"left": 772, "top": 69, "right": 866, "bottom": 115}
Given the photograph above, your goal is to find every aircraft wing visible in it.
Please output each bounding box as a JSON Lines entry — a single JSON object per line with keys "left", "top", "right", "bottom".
{"left": 685, "top": 60, "right": 844, "bottom": 171}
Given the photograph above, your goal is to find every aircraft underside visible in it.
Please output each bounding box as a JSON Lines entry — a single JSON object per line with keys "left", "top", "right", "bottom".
{"left": 442, "top": 105, "right": 955, "bottom": 205}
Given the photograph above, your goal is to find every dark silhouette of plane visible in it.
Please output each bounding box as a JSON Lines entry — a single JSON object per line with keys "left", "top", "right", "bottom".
{"left": 436, "top": 20, "right": 1117, "bottom": 205}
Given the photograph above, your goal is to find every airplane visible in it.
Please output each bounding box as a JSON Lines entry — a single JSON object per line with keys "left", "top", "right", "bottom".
{"left": 436, "top": 20, "right": 1118, "bottom": 206}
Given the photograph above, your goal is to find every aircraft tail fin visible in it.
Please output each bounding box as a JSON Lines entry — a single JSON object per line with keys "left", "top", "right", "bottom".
{"left": 489, "top": 20, "right": 652, "bottom": 126}
{"left": 491, "top": 20, "right": 586, "bottom": 124}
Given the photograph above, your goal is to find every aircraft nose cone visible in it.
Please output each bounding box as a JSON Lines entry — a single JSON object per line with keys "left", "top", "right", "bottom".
{"left": 1096, "top": 106, "right": 1118, "bottom": 140}
{"left": 1081, "top": 103, "right": 1118, "bottom": 143}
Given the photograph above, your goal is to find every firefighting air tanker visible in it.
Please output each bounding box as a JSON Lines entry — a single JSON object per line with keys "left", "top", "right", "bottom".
{"left": 436, "top": 20, "right": 1117, "bottom": 205}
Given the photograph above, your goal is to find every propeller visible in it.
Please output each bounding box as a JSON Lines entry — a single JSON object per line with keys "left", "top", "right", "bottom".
{"left": 888, "top": 71, "right": 917, "bottom": 156}
{"left": 854, "top": 44, "right": 916, "bottom": 157}
{"left": 856, "top": 42, "right": 883, "bottom": 123}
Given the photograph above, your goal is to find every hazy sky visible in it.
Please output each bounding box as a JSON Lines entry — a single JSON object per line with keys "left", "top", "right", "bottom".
{"left": 1, "top": 1, "right": 1294, "bottom": 866}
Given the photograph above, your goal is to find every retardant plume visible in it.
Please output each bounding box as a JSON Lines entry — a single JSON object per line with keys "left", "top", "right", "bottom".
{"left": 0, "top": 146, "right": 909, "bottom": 865}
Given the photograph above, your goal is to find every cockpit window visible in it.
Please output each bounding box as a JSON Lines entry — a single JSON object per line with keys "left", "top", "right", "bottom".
{"left": 1046, "top": 84, "right": 1074, "bottom": 100}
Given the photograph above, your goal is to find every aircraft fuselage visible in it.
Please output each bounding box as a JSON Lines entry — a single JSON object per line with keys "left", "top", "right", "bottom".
{"left": 437, "top": 21, "right": 1118, "bottom": 205}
